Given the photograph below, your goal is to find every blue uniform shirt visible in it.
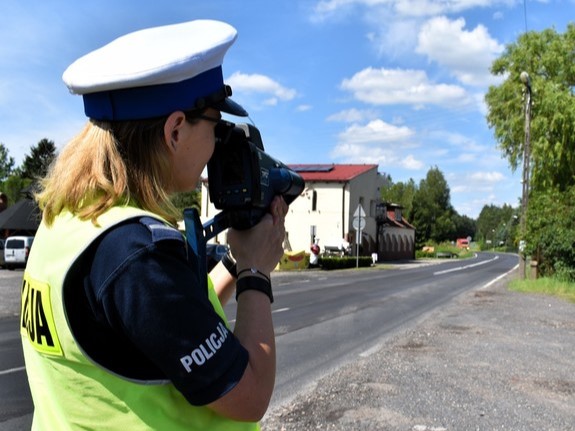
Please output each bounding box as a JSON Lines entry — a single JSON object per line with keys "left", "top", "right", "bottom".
{"left": 64, "top": 217, "right": 248, "bottom": 406}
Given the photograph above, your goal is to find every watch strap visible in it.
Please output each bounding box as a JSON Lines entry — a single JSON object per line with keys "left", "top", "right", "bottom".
{"left": 221, "top": 251, "right": 238, "bottom": 278}
{"left": 235, "top": 276, "right": 274, "bottom": 303}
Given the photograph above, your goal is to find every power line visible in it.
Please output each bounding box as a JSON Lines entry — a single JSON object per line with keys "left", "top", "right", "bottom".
{"left": 523, "top": 0, "right": 528, "bottom": 33}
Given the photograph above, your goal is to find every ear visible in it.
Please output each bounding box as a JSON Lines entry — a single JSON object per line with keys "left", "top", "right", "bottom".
{"left": 163, "top": 111, "right": 187, "bottom": 153}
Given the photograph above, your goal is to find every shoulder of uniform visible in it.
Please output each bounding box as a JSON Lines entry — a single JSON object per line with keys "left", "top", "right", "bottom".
{"left": 138, "top": 216, "right": 184, "bottom": 243}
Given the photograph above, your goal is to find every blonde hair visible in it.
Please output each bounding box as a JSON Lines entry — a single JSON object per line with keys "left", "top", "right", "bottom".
{"left": 37, "top": 118, "right": 180, "bottom": 226}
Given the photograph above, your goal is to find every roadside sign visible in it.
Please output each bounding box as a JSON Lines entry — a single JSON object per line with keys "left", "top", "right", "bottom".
{"left": 353, "top": 204, "right": 366, "bottom": 268}
{"left": 353, "top": 204, "right": 366, "bottom": 218}
{"left": 352, "top": 216, "right": 366, "bottom": 230}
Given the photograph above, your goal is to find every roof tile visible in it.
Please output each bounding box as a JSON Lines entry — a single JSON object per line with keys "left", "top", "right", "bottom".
{"left": 288, "top": 164, "right": 377, "bottom": 182}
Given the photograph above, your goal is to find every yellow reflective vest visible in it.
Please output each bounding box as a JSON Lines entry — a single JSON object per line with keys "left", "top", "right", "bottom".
{"left": 21, "top": 206, "right": 259, "bottom": 431}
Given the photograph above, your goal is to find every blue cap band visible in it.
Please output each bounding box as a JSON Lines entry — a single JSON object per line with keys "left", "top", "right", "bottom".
{"left": 83, "top": 66, "right": 223, "bottom": 121}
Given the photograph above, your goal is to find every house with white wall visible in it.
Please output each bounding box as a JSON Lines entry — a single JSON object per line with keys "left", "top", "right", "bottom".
{"left": 200, "top": 164, "right": 388, "bottom": 256}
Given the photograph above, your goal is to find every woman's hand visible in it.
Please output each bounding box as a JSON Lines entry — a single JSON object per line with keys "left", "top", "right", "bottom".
{"left": 227, "top": 196, "right": 288, "bottom": 276}
{"left": 208, "top": 196, "right": 287, "bottom": 421}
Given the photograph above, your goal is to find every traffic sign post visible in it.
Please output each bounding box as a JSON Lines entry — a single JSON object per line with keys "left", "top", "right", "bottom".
{"left": 353, "top": 204, "right": 366, "bottom": 218}
{"left": 353, "top": 204, "right": 366, "bottom": 268}
{"left": 352, "top": 216, "right": 365, "bottom": 231}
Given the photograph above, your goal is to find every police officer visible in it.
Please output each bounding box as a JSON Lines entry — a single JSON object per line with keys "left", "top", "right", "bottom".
{"left": 21, "top": 20, "right": 286, "bottom": 430}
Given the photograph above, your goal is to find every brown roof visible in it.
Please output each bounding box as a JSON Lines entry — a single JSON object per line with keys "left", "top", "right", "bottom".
{"left": 288, "top": 164, "right": 377, "bottom": 182}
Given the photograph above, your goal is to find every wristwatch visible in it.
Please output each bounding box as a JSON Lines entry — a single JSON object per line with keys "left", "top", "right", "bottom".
{"left": 235, "top": 276, "right": 274, "bottom": 303}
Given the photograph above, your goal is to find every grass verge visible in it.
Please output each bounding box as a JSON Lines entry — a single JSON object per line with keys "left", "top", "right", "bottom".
{"left": 509, "top": 277, "right": 575, "bottom": 303}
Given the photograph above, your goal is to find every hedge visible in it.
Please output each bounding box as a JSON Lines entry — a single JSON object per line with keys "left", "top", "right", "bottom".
{"left": 318, "top": 256, "right": 373, "bottom": 270}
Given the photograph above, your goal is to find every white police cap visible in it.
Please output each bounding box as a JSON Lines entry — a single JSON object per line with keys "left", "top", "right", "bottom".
{"left": 62, "top": 20, "right": 248, "bottom": 121}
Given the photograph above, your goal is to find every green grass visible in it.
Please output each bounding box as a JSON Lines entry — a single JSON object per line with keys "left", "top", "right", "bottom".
{"left": 416, "top": 243, "right": 475, "bottom": 260}
{"left": 509, "top": 277, "right": 575, "bottom": 303}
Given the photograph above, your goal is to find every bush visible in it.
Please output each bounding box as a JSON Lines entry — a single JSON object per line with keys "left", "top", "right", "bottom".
{"left": 526, "top": 187, "right": 575, "bottom": 280}
{"left": 416, "top": 250, "right": 435, "bottom": 259}
{"left": 318, "top": 256, "right": 372, "bottom": 270}
{"left": 416, "top": 242, "right": 472, "bottom": 259}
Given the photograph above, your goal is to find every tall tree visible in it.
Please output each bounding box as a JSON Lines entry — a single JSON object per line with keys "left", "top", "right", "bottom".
{"left": 380, "top": 176, "right": 417, "bottom": 220}
{"left": 476, "top": 204, "right": 515, "bottom": 245}
{"left": 21, "top": 138, "right": 57, "bottom": 180}
{"left": 0, "top": 143, "right": 15, "bottom": 182}
{"left": 452, "top": 213, "right": 476, "bottom": 240}
{"left": 485, "top": 25, "right": 575, "bottom": 192}
{"left": 411, "top": 167, "right": 455, "bottom": 246}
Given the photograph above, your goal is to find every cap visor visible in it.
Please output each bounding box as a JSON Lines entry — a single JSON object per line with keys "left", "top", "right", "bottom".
{"left": 213, "top": 97, "right": 248, "bottom": 117}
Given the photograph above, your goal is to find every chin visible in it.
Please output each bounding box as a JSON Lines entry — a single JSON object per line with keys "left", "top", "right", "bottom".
{"left": 183, "top": 181, "right": 198, "bottom": 192}
{"left": 169, "top": 182, "right": 197, "bottom": 194}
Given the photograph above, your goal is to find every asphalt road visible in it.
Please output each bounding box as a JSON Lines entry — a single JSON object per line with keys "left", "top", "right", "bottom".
{"left": 0, "top": 253, "right": 526, "bottom": 430}
{"left": 0, "top": 269, "right": 31, "bottom": 431}
{"left": 262, "top": 260, "right": 575, "bottom": 430}
{"left": 227, "top": 252, "right": 518, "bottom": 410}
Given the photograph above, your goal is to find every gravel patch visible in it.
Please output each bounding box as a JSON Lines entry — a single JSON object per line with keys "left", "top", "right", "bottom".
{"left": 262, "top": 276, "right": 575, "bottom": 431}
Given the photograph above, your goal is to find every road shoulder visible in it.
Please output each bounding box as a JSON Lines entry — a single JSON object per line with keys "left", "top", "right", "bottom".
{"left": 262, "top": 274, "right": 575, "bottom": 430}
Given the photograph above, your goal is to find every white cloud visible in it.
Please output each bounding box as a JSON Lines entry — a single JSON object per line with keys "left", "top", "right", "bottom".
{"left": 331, "top": 145, "right": 425, "bottom": 171}
{"left": 330, "top": 119, "right": 423, "bottom": 169}
{"left": 331, "top": 142, "right": 424, "bottom": 169}
{"left": 226, "top": 71, "right": 297, "bottom": 102}
{"left": 313, "top": 0, "right": 514, "bottom": 20}
{"left": 429, "top": 130, "right": 486, "bottom": 152}
{"left": 338, "top": 119, "right": 415, "bottom": 144}
{"left": 416, "top": 16, "right": 504, "bottom": 86}
{"left": 263, "top": 98, "right": 279, "bottom": 106}
{"left": 296, "top": 104, "right": 313, "bottom": 112}
{"left": 468, "top": 171, "right": 506, "bottom": 182}
{"left": 456, "top": 153, "right": 477, "bottom": 163}
{"left": 450, "top": 171, "right": 506, "bottom": 195}
{"left": 493, "top": 11, "right": 504, "bottom": 20}
{"left": 393, "top": 0, "right": 508, "bottom": 17}
{"left": 341, "top": 67, "right": 471, "bottom": 108}
{"left": 401, "top": 154, "right": 424, "bottom": 169}
{"left": 326, "top": 108, "right": 379, "bottom": 123}
{"left": 367, "top": 18, "right": 420, "bottom": 58}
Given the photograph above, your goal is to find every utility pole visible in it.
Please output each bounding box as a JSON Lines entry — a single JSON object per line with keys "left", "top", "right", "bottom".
{"left": 519, "top": 71, "right": 532, "bottom": 279}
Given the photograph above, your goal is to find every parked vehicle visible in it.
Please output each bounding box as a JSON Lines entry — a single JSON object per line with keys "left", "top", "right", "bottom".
{"left": 456, "top": 238, "right": 470, "bottom": 250}
{"left": 0, "top": 239, "right": 5, "bottom": 268}
{"left": 4, "top": 236, "right": 34, "bottom": 269}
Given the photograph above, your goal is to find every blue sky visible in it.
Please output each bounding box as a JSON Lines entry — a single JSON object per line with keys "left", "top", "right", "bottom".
{"left": 1, "top": 0, "right": 572, "bottom": 218}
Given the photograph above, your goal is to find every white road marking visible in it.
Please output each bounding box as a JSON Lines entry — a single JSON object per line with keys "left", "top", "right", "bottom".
{"left": 433, "top": 255, "right": 499, "bottom": 276}
{"left": 0, "top": 366, "right": 25, "bottom": 376}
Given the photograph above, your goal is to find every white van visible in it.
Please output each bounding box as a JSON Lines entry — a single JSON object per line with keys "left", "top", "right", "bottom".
{"left": 4, "top": 236, "right": 34, "bottom": 269}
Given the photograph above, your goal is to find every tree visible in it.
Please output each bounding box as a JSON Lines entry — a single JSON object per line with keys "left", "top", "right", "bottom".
{"left": 486, "top": 26, "right": 575, "bottom": 274}
{"left": 380, "top": 177, "right": 417, "bottom": 220}
{"left": 485, "top": 25, "right": 575, "bottom": 192}
{"left": 0, "top": 143, "right": 15, "bottom": 181}
{"left": 1, "top": 171, "right": 32, "bottom": 205}
{"left": 171, "top": 189, "right": 201, "bottom": 214}
{"left": 411, "top": 167, "right": 455, "bottom": 246}
{"left": 21, "top": 138, "right": 57, "bottom": 180}
{"left": 452, "top": 213, "right": 476, "bottom": 241}
{"left": 525, "top": 187, "right": 575, "bottom": 281}
{"left": 476, "top": 204, "right": 515, "bottom": 249}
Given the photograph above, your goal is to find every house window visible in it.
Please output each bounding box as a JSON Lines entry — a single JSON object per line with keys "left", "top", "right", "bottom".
{"left": 312, "top": 190, "right": 318, "bottom": 211}
{"left": 395, "top": 208, "right": 402, "bottom": 221}
{"left": 370, "top": 200, "right": 377, "bottom": 217}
